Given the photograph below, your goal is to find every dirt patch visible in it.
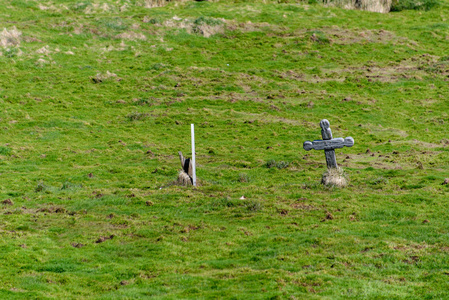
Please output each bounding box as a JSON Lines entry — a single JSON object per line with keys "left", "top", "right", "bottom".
{"left": 277, "top": 69, "right": 345, "bottom": 83}
{"left": 331, "top": 54, "right": 439, "bottom": 83}
{"left": 96, "top": 235, "right": 114, "bottom": 243}
{"left": 391, "top": 243, "right": 428, "bottom": 252}
{"left": 290, "top": 203, "right": 319, "bottom": 210}
{"left": 180, "top": 225, "right": 199, "bottom": 233}
{"left": 328, "top": 27, "right": 395, "bottom": 45}
{"left": 291, "top": 27, "right": 396, "bottom": 45}
{"left": 2, "top": 199, "right": 13, "bottom": 205}
{"left": 37, "top": 206, "right": 66, "bottom": 213}
{"left": 71, "top": 242, "right": 85, "bottom": 248}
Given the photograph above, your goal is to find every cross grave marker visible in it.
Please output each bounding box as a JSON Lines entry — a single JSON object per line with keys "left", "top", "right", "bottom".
{"left": 303, "top": 119, "right": 354, "bottom": 169}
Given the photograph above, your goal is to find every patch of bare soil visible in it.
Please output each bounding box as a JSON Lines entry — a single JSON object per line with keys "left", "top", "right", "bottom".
{"left": 37, "top": 206, "right": 67, "bottom": 213}
{"left": 96, "top": 235, "right": 114, "bottom": 243}
{"left": 292, "top": 26, "right": 396, "bottom": 45}
{"left": 328, "top": 27, "right": 395, "bottom": 45}
{"left": 277, "top": 69, "right": 346, "bottom": 83}
{"left": 333, "top": 54, "right": 440, "bottom": 83}
{"left": 71, "top": 242, "right": 85, "bottom": 248}
{"left": 2, "top": 199, "right": 13, "bottom": 205}
{"left": 180, "top": 225, "right": 199, "bottom": 233}
{"left": 290, "top": 203, "right": 319, "bottom": 210}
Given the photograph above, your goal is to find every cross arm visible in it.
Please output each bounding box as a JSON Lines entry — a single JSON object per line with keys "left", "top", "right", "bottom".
{"left": 303, "top": 137, "right": 354, "bottom": 151}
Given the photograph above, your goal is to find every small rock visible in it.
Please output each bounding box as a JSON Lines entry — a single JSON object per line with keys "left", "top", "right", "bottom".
{"left": 442, "top": 178, "right": 449, "bottom": 185}
{"left": 239, "top": 196, "right": 246, "bottom": 200}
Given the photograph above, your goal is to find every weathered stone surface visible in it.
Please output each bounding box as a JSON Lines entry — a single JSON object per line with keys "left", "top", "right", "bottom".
{"left": 303, "top": 137, "right": 354, "bottom": 151}
{"left": 178, "top": 151, "right": 193, "bottom": 185}
{"left": 303, "top": 119, "right": 354, "bottom": 169}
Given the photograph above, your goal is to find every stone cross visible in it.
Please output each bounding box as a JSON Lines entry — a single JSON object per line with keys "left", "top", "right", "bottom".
{"left": 303, "top": 119, "right": 354, "bottom": 169}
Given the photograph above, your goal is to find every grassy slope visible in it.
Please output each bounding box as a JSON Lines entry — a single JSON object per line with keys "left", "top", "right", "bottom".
{"left": 1, "top": 0, "right": 449, "bottom": 298}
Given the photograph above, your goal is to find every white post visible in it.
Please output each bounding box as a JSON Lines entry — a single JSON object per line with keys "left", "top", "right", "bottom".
{"left": 191, "top": 124, "right": 196, "bottom": 186}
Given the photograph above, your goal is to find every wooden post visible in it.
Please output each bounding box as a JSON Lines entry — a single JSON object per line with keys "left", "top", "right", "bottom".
{"left": 191, "top": 124, "right": 196, "bottom": 186}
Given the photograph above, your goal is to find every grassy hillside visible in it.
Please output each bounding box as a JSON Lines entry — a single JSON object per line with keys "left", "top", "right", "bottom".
{"left": 1, "top": 0, "right": 449, "bottom": 298}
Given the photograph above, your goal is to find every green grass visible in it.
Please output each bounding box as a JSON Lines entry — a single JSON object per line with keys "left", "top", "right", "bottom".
{"left": 1, "top": 0, "right": 449, "bottom": 298}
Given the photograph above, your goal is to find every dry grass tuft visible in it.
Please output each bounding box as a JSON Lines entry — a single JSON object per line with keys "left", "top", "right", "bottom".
{"left": 0, "top": 27, "right": 22, "bottom": 48}
{"left": 322, "top": 167, "right": 348, "bottom": 188}
{"left": 116, "top": 32, "right": 146, "bottom": 41}
{"left": 143, "top": 0, "right": 189, "bottom": 8}
{"left": 163, "top": 17, "right": 225, "bottom": 38}
{"left": 143, "top": 0, "right": 167, "bottom": 8}
{"left": 36, "top": 45, "right": 51, "bottom": 54}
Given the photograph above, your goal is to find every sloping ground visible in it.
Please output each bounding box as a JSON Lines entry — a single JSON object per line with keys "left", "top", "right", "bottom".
{"left": 1, "top": 0, "right": 449, "bottom": 298}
